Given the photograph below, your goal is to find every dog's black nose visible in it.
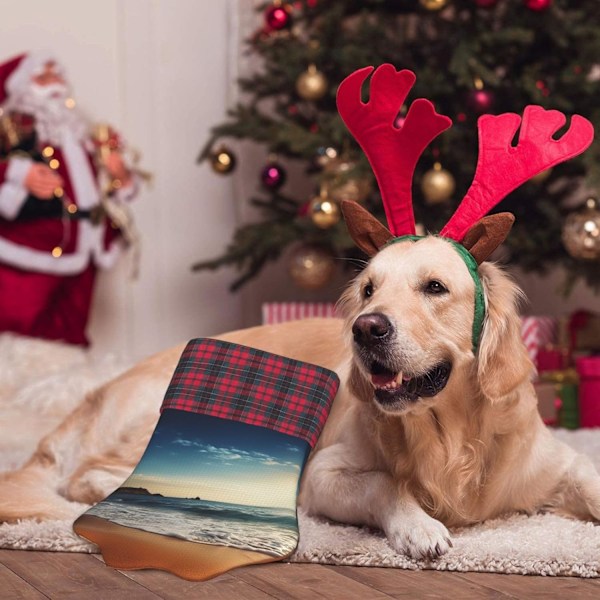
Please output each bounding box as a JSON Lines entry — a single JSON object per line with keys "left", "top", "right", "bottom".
{"left": 352, "top": 313, "right": 393, "bottom": 346}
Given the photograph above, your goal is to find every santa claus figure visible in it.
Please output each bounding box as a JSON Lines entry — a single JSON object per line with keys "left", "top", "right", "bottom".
{"left": 0, "top": 51, "right": 139, "bottom": 346}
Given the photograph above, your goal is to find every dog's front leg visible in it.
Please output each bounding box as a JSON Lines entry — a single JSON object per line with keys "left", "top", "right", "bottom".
{"left": 300, "top": 443, "right": 452, "bottom": 559}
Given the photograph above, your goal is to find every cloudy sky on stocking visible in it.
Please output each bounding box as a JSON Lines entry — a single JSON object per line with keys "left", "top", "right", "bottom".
{"left": 125, "top": 409, "right": 308, "bottom": 509}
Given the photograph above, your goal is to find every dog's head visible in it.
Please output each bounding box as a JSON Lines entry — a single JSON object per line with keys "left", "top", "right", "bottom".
{"left": 339, "top": 230, "right": 530, "bottom": 414}
{"left": 334, "top": 64, "right": 593, "bottom": 414}
{"left": 340, "top": 236, "right": 471, "bottom": 413}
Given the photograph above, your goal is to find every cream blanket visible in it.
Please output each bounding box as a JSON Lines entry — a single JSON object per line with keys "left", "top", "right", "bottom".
{"left": 1, "top": 334, "right": 599, "bottom": 577}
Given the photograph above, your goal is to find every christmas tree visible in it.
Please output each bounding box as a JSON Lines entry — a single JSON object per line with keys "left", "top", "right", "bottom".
{"left": 195, "top": 0, "right": 600, "bottom": 293}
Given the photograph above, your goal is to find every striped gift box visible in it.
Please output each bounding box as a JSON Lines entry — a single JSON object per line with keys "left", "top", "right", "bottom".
{"left": 262, "top": 304, "right": 557, "bottom": 367}
{"left": 262, "top": 302, "right": 338, "bottom": 325}
{"left": 521, "top": 316, "right": 558, "bottom": 368}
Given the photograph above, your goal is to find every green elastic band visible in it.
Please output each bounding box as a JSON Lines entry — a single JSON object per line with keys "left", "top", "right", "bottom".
{"left": 384, "top": 235, "right": 485, "bottom": 354}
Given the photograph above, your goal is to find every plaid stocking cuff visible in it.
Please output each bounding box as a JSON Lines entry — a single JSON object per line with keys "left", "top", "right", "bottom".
{"left": 161, "top": 338, "right": 340, "bottom": 447}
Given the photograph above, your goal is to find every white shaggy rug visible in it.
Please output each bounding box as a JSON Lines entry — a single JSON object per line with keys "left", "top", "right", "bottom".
{"left": 1, "top": 333, "right": 599, "bottom": 577}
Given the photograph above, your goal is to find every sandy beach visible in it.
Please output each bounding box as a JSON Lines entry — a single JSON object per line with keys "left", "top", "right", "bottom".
{"left": 73, "top": 514, "right": 283, "bottom": 581}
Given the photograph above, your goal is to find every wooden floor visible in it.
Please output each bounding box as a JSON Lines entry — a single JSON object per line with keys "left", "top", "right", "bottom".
{"left": 1, "top": 550, "right": 599, "bottom": 599}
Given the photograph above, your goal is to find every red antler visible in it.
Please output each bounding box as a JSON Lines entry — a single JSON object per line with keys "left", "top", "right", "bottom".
{"left": 337, "top": 64, "right": 452, "bottom": 236}
{"left": 440, "top": 105, "right": 595, "bottom": 241}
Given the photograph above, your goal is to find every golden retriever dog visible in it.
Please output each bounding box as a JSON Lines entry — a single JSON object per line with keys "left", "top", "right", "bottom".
{"left": 2, "top": 233, "right": 600, "bottom": 561}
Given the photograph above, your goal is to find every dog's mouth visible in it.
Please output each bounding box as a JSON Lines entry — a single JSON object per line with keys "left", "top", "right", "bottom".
{"left": 368, "top": 360, "right": 452, "bottom": 406}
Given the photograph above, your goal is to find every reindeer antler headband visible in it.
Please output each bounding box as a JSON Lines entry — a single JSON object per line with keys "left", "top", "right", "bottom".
{"left": 337, "top": 64, "right": 594, "bottom": 352}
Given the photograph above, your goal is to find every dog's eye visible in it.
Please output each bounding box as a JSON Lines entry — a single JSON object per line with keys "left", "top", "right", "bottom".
{"left": 424, "top": 280, "right": 448, "bottom": 295}
{"left": 363, "top": 282, "right": 374, "bottom": 298}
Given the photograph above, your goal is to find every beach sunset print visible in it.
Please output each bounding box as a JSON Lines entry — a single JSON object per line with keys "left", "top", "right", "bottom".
{"left": 85, "top": 409, "right": 310, "bottom": 557}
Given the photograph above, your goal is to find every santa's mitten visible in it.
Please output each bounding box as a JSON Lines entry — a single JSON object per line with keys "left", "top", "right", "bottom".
{"left": 74, "top": 338, "right": 339, "bottom": 581}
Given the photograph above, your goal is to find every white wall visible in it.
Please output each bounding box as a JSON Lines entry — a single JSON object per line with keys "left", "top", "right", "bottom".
{"left": 514, "top": 268, "right": 600, "bottom": 317}
{"left": 0, "top": 0, "right": 243, "bottom": 360}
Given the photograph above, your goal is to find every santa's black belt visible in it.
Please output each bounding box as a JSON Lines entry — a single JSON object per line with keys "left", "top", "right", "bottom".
{"left": 66, "top": 206, "right": 106, "bottom": 223}
{"left": 15, "top": 199, "right": 105, "bottom": 224}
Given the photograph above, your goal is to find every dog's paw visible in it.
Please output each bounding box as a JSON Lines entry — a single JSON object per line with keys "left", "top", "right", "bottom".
{"left": 386, "top": 512, "right": 452, "bottom": 560}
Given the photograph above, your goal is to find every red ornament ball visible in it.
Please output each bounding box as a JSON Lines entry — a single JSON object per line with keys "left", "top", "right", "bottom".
{"left": 261, "top": 162, "right": 287, "bottom": 190}
{"left": 467, "top": 88, "right": 495, "bottom": 113}
{"left": 523, "top": 0, "right": 551, "bottom": 11}
{"left": 475, "top": 0, "right": 499, "bottom": 7}
{"left": 265, "top": 4, "right": 292, "bottom": 30}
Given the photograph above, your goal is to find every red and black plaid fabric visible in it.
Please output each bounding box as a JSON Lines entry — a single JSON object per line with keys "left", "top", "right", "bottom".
{"left": 161, "top": 338, "right": 339, "bottom": 448}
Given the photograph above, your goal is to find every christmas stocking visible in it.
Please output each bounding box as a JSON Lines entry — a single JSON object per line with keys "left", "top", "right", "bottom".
{"left": 74, "top": 338, "right": 339, "bottom": 581}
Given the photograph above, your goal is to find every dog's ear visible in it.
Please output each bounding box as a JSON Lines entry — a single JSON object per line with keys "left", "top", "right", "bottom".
{"left": 477, "top": 262, "right": 533, "bottom": 401}
{"left": 341, "top": 200, "right": 394, "bottom": 257}
{"left": 462, "top": 213, "right": 515, "bottom": 265}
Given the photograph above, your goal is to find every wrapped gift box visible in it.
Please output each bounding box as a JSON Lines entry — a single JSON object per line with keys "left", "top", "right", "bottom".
{"left": 262, "top": 302, "right": 338, "bottom": 325}
{"left": 577, "top": 356, "right": 600, "bottom": 428}
{"left": 520, "top": 316, "right": 558, "bottom": 369}
{"left": 534, "top": 381, "right": 560, "bottom": 426}
{"left": 570, "top": 310, "right": 600, "bottom": 352}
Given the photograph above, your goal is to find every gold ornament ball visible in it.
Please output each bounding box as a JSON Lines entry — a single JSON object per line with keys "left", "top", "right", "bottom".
{"left": 288, "top": 244, "right": 337, "bottom": 290}
{"left": 308, "top": 195, "right": 341, "bottom": 229}
{"left": 296, "top": 65, "right": 328, "bottom": 101}
{"left": 325, "top": 159, "right": 372, "bottom": 204}
{"left": 419, "top": 0, "right": 449, "bottom": 10}
{"left": 210, "top": 146, "right": 236, "bottom": 174}
{"left": 328, "top": 177, "right": 372, "bottom": 204}
{"left": 421, "top": 163, "right": 455, "bottom": 204}
{"left": 562, "top": 197, "right": 600, "bottom": 260}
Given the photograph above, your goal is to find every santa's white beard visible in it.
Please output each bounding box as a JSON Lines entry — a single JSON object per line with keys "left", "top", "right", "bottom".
{"left": 6, "top": 82, "right": 89, "bottom": 146}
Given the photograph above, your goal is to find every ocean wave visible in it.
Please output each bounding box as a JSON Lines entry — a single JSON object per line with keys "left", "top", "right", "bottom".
{"left": 88, "top": 494, "right": 299, "bottom": 556}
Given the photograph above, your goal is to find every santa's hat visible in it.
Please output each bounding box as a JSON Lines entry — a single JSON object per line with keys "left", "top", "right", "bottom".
{"left": 0, "top": 50, "right": 59, "bottom": 104}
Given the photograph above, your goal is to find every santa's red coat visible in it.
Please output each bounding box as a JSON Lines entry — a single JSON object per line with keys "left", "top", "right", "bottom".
{"left": 0, "top": 114, "right": 136, "bottom": 345}
{"left": 0, "top": 128, "right": 127, "bottom": 275}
